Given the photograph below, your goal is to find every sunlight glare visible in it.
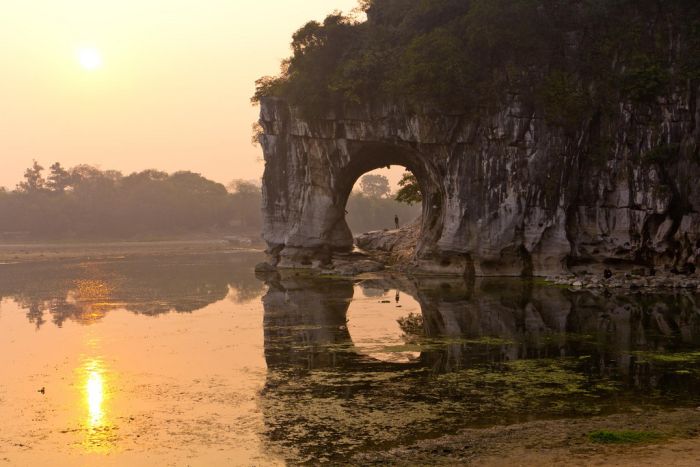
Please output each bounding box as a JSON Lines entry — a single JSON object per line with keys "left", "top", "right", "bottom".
{"left": 77, "top": 46, "right": 103, "bottom": 71}
{"left": 80, "top": 358, "right": 116, "bottom": 453}
{"left": 86, "top": 369, "right": 104, "bottom": 426}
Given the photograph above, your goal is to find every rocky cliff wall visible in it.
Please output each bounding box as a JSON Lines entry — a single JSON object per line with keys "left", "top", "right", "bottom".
{"left": 259, "top": 89, "right": 700, "bottom": 276}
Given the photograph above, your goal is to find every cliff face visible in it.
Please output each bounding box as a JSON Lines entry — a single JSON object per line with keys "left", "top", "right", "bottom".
{"left": 259, "top": 86, "right": 700, "bottom": 276}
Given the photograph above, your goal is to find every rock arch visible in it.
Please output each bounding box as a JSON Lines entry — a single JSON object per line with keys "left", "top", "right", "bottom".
{"left": 259, "top": 98, "right": 475, "bottom": 274}
{"left": 261, "top": 129, "right": 445, "bottom": 270}
{"left": 258, "top": 95, "right": 700, "bottom": 276}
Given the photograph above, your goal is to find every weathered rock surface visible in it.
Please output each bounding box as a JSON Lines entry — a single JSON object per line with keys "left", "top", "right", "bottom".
{"left": 259, "top": 87, "right": 700, "bottom": 276}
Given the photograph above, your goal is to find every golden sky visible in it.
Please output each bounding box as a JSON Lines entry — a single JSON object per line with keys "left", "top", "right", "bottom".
{"left": 0, "top": 0, "right": 361, "bottom": 189}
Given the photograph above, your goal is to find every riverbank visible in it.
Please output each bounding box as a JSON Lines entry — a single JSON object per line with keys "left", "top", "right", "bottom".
{"left": 0, "top": 239, "right": 262, "bottom": 264}
{"left": 546, "top": 272, "right": 700, "bottom": 291}
{"left": 356, "top": 408, "right": 700, "bottom": 466}
{"left": 353, "top": 226, "right": 699, "bottom": 288}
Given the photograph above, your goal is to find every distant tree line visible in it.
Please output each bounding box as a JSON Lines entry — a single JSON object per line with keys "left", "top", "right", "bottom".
{"left": 0, "top": 162, "right": 422, "bottom": 240}
{"left": 0, "top": 161, "right": 263, "bottom": 240}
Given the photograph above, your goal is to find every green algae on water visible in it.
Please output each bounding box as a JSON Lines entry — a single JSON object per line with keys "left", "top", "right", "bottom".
{"left": 588, "top": 430, "right": 662, "bottom": 444}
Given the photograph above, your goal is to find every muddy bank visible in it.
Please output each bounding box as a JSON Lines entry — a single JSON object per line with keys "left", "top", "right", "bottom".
{"left": 0, "top": 240, "right": 262, "bottom": 264}
{"left": 355, "top": 408, "right": 700, "bottom": 466}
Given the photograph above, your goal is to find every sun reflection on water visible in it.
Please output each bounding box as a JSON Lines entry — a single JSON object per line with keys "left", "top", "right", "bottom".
{"left": 80, "top": 358, "right": 116, "bottom": 453}
{"left": 86, "top": 367, "right": 104, "bottom": 426}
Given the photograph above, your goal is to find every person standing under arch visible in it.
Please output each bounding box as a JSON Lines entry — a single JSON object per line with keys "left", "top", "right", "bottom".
{"left": 394, "top": 214, "right": 399, "bottom": 230}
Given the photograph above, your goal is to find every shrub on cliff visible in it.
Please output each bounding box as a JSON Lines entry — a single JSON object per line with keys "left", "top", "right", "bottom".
{"left": 254, "top": 0, "right": 700, "bottom": 126}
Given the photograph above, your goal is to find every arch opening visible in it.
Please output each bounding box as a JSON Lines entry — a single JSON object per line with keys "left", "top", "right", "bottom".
{"left": 324, "top": 142, "right": 445, "bottom": 264}
{"left": 345, "top": 166, "right": 422, "bottom": 236}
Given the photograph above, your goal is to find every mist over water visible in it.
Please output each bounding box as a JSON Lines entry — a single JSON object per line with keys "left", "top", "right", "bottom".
{"left": 1, "top": 252, "right": 700, "bottom": 464}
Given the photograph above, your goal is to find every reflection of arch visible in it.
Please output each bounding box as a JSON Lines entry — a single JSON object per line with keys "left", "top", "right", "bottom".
{"left": 347, "top": 282, "right": 423, "bottom": 363}
{"left": 261, "top": 275, "right": 423, "bottom": 372}
{"left": 258, "top": 274, "right": 700, "bottom": 464}
{"left": 260, "top": 273, "right": 700, "bottom": 374}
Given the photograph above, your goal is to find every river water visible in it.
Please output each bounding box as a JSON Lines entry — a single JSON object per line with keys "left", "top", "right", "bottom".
{"left": 1, "top": 252, "right": 700, "bottom": 465}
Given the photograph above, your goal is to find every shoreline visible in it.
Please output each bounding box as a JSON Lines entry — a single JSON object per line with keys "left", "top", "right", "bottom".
{"left": 261, "top": 260, "right": 700, "bottom": 291}
{"left": 2, "top": 240, "right": 697, "bottom": 293}
{"left": 0, "top": 239, "right": 263, "bottom": 265}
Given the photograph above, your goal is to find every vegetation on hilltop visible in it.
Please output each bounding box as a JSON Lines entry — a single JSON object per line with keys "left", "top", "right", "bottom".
{"left": 254, "top": 0, "right": 700, "bottom": 124}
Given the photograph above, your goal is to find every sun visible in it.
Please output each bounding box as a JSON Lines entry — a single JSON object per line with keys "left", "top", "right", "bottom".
{"left": 77, "top": 46, "right": 103, "bottom": 71}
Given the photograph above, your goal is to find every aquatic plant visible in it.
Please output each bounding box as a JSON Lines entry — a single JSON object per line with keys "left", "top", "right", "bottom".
{"left": 588, "top": 430, "right": 662, "bottom": 444}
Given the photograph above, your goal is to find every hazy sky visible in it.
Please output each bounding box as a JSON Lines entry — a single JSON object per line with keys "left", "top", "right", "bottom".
{"left": 0, "top": 0, "right": 388, "bottom": 190}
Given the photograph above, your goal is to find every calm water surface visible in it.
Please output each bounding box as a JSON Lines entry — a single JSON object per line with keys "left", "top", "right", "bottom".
{"left": 1, "top": 252, "right": 700, "bottom": 465}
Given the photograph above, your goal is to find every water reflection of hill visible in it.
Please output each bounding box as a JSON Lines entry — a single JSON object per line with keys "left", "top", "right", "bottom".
{"left": 0, "top": 252, "right": 264, "bottom": 328}
{"left": 259, "top": 274, "right": 700, "bottom": 464}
